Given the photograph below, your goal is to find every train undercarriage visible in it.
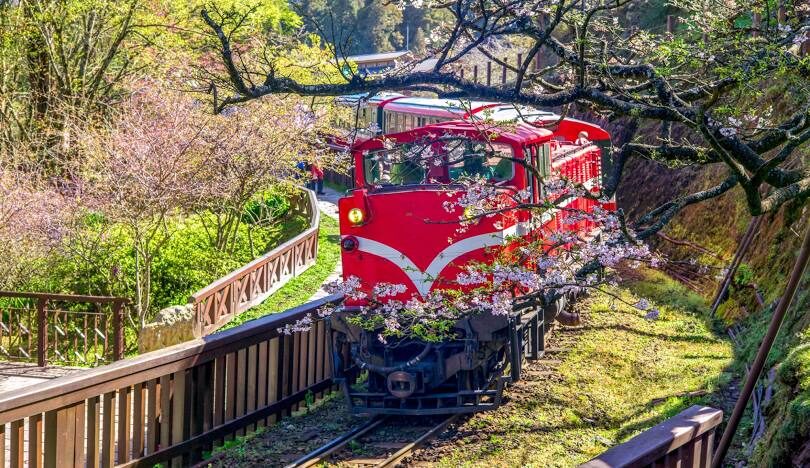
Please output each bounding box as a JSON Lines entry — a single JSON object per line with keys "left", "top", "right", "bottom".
{"left": 328, "top": 295, "right": 567, "bottom": 416}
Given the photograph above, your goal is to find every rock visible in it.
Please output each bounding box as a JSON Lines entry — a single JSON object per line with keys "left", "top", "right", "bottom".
{"left": 138, "top": 303, "right": 196, "bottom": 353}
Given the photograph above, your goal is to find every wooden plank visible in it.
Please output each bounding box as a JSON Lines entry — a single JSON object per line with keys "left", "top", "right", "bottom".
{"left": 48, "top": 404, "right": 76, "bottom": 468}
{"left": 246, "top": 345, "right": 258, "bottom": 433}
{"left": 101, "top": 392, "right": 115, "bottom": 468}
{"left": 86, "top": 396, "right": 100, "bottom": 468}
{"left": 9, "top": 419, "right": 23, "bottom": 468}
{"left": 307, "top": 328, "right": 316, "bottom": 391}
{"left": 291, "top": 333, "right": 301, "bottom": 412}
{"left": 29, "top": 413, "right": 42, "bottom": 468}
{"left": 224, "top": 352, "right": 236, "bottom": 441}
{"left": 212, "top": 356, "right": 225, "bottom": 448}
{"left": 235, "top": 348, "right": 247, "bottom": 436}
{"left": 267, "top": 337, "right": 280, "bottom": 424}
{"left": 43, "top": 410, "right": 57, "bottom": 468}
{"left": 282, "top": 334, "right": 293, "bottom": 417}
{"left": 145, "top": 379, "right": 157, "bottom": 456}
{"left": 132, "top": 383, "right": 145, "bottom": 459}
{"left": 170, "top": 371, "right": 187, "bottom": 468}
{"left": 117, "top": 386, "right": 131, "bottom": 463}
{"left": 73, "top": 401, "right": 86, "bottom": 467}
{"left": 159, "top": 375, "right": 171, "bottom": 452}
{"left": 61, "top": 405, "right": 75, "bottom": 468}
{"left": 256, "top": 341, "right": 268, "bottom": 428}
{"left": 0, "top": 423, "right": 5, "bottom": 468}
{"left": 189, "top": 366, "right": 205, "bottom": 464}
{"left": 199, "top": 361, "right": 214, "bottom": 459}
{"left": 315, "top": 321, "right": 325, "bottom": 399}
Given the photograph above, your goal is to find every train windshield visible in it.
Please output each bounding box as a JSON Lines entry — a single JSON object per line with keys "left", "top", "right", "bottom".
{"left": 363, "top": 140, "right": 514, "bottom": 186}
{"left": 445, "top": 141, "right": 513, "bottom": 182}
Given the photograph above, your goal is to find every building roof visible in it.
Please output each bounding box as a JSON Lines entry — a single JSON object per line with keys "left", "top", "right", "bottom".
{"left": 345, "top": 50, "right": 410, "bottom": 64}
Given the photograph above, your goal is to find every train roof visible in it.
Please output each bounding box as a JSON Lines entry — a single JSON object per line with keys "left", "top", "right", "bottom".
{"left": 336, "top": 93, "right": 560, "bottom": 122}
{"left": 334, "top": 93, "right": 610, "bottom": 141}
{"left": 354, "top": 120, "right": 554, "bottom": 151}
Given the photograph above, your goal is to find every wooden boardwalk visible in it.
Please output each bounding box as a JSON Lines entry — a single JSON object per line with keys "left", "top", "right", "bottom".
{"left": 0, "top": 362, "right": 86, "bottom": 465}
{"left": 0, "top": 362, "right": 84, "bottom": 395}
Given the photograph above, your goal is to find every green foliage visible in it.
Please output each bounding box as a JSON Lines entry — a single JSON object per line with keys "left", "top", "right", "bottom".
{"left": 150, "top": 210, "right": 307, "bottom": 310}
{"left": 242, "top": 193, "right": 290, "bottom": 225}
{"left": 221, "top": 215, "right": 340, "bottom": 330}
{"left": 746, "top": 277, "right": 810, "bottom": 466}
{"left": 16, "top": 196, "right": 307, "bottom": 331}
{"left": 144, "top": 0, "right": 301, "bottom": 54}
{"left": 304, "top": 390, "right": 315, "bottom": 412}
{"left": 625, "top": 268, "right": 708, "bottom": 317}
{"left": 298, "top": 0, "right": 449, "bottom": 54}
{"left": 734, "top": 263, "right": 755, "bottom": 287}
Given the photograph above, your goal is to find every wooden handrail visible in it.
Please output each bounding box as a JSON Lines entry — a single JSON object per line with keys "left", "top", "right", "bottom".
{"left": 0, "top": 291, "right": 127, "bottom": 304}
{"left": 190, "top": 188, "right": 322, "bottom": 335}
{"left": 0, "top": 294, "right": 343, "bottom": 467}
{"left": 580, "top": 405, "right": 723, "bottom": 468}
{"left": 0, "top": 292, "right": 127, "bottom": 366}
{"left": 0, "top": 293, "right": 341, "bottom": 424}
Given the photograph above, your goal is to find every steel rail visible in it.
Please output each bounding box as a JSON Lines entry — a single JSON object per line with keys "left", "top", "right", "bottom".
{"left": 376, "top": 414, "right": 460, "bottom": 467}
{"left": 286, "top": 417, "right": 387, "bottom": 468}
{"left": 286, "top": 414, "right": 459, "bottom": 468}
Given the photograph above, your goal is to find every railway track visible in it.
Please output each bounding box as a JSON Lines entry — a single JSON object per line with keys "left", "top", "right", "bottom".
{"left": 286, "top": 414, "right": 460, "bottom": 467}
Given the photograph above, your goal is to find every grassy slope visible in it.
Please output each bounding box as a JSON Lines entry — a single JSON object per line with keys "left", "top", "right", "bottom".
{"left": 220, "top": 215, "right": 340, "bottom": 330}
{"left": 434, "top": 270, "right": 732, "bottom": 467}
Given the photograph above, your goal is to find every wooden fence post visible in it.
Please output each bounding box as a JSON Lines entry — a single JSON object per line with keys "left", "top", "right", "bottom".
{"left": 486, "top": 61, "right": 492, "bottom": 86}
{"left": 752, "top": 12, "right": 761, "bottom": 37}
{"left": 666, "top": 15, "right": 676, "bottom": 36}
{"left": 473, "top": 64, "right": 478, "bottom": 83}
{"left": 501, "top": 57, "right": 508, "bottom": 84}
{"left": 112, "top": 300, "right": 124, "bottom": 361}
{"left": 37, "top": 297, "right": 47, "bottom": 366}
{"left": 778, "top": 2, "right": 786, "bottom": 26}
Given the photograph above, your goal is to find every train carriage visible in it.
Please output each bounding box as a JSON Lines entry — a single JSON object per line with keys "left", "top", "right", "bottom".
{"left": 328, "top": 98, "right": 612, "bottom": 415}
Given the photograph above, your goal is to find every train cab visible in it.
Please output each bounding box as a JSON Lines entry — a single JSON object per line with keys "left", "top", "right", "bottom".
{"left": 337, "top": 121, "right": 555, "bottom": 304}
{"left": 329, "top": 113, "right": 609, "bottom": 415}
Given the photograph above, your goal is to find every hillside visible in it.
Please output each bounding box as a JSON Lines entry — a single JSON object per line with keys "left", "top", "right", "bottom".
{"left": 616, "top": 146, "right": 809, "bottom": 466}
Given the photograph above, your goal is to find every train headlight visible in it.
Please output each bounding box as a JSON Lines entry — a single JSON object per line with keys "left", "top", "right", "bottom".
{"left": 463, "top": 206, "right": 475, "bottom": 220}
{"left": 347, "top": 207, "right": 365, "bottom": 225}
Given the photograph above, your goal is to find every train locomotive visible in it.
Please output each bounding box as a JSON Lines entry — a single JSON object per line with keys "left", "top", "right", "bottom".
{"left": 328, "top": 97, "right": 612, "bottom": 415}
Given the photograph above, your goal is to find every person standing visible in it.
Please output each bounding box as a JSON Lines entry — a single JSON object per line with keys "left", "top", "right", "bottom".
{"left": 310, "top": 161, "right": 325, "bottom": 194}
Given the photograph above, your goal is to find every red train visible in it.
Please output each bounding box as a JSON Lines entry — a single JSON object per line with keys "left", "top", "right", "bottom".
{"left": 328, "top": 96, "right": 613, "bottom": 415}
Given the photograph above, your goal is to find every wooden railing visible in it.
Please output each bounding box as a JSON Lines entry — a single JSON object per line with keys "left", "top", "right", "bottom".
{"left": 323, "top": 168, "right": 354, "bottom": 191}
{"left": 191, "top": 189, "right": 321, "bottom": 336}
{"left": 580, "top": 405, "right": 723, "bottom": 468}
{"left": 0, "top": 294, "right": 341, "bottom": 467}
{"left": 0, "top": 292, "right": 127, "bottom": 367}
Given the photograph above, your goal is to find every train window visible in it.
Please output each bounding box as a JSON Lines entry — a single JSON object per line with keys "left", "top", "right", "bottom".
{"left": 446, "top": 141, "right": 514, "bottom": 182}
{"left": 364, "top": 149, "right": 426, "bottom": 186}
